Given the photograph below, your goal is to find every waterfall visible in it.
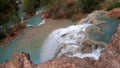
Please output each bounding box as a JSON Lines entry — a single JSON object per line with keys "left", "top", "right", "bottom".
{"left": 40, "top": 23, "right": 101, "bottom": 62}
{"left": 40, "top": 11, "right": 120, "bottom": 63}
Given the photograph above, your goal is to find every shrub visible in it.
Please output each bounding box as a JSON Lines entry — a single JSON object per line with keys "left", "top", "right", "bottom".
{"left": 0, "top": 0, "right": 20, "bottom": 24}
{"left": 106, "top": 0, "right": 120, "bottom": 11}
{"left": 41, "top": 0, "right": 81, "bottom": 19}
{"left": 0, "top": 0, "right": 14, "bottom": 11}
{"left": 40, "top": 0, "right": 56, "bottom": 6}
{"left": 23, "top": 0, "right": 40, "bottom": 14}
{"left": 78, "top": 0, "right": 104, "bottom": 13}
{"left": 23, "top": 0, "right": 56, "bottom": 14}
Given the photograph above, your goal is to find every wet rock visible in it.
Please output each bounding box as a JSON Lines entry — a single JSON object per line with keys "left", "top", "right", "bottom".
{"left": 0, "top": 52, "right": 36, "bottom": 68}
{"left": 107, "top": 8, "right": 120, "bottom": 18}
{"left": 36, "top": 57, "right": 95, "bottom": 68}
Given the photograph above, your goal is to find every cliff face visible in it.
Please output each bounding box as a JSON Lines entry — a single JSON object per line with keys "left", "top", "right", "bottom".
{"left": 0, "top": 24, "right": 120, "bottom": 68}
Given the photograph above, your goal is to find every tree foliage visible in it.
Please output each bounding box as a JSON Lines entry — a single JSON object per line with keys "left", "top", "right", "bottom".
{"left": 23, "top": 0, "right": 39, "bottom": 13}
{"left": 106, "top": 0, "right": 120, "bottom": 11}
{"left": 0, "top": 0, "right": 14, "bottom": 11}
{"left": 0, "top": 0, "right": 20, "bottom": 24}
{"left": 78, "top": 0, "right": 104, "bottom": 13}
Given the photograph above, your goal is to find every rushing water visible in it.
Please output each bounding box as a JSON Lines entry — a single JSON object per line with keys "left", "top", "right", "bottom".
{"left": 40, "top": 24, "right": 92, "bottom": 62}
{"left": 40, "top": 11, "right": 120, "bottom": 62}
{"left": 40, "top": 23, "right": 103, "bottom": 62}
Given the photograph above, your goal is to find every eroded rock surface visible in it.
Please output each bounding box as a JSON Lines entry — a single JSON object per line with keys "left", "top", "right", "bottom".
{"left": 107, "top": 8, "right": 120, "bottom": 18}
{"left": 0, "top": 21, "right": 120, "bottom": 68}
{"left": 0, "top": 52, "right": 36, "bottom": 68}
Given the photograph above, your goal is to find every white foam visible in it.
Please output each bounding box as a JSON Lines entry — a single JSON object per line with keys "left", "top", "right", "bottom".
{"left": 40, "top": 24, "right": 93, "bottom": 62}
{"left": 38, "top": 19, "right": 45, "bottom": 26}
{"left": 72, "top": 48, "right": 102, "bottom": 60}
{"left": 26, "top": 19, "right": 45, "bottom": 27}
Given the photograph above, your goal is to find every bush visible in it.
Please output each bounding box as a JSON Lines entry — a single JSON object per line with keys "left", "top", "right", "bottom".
{"left": 23, "top": 0, "right": 56, "bottom": 14}
{"left": 40, "top": 0, "right": 56, "bottom": 6}
{"left": 0, "top": 0, "right": 14, "bottom": 11}
{"left": 7, "top": 9, "right": 20, "bottom": 23}
{"left": 0, "top": 0, "right": 20, "bottom": 24}
{"left": 41, "top": 0, "right": 81, "bottom": 19}
{"left": 23, "top": 0, "right": 40, "bottom": 14}
{"left": 106, "top": 0, "right": 120, "bottom": 11}
{"left": 78, "top": 0, "right": 104, "bottom": 13}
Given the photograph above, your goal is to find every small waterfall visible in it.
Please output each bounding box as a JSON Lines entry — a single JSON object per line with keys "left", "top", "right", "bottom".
{"left": 72, "top": 48, "right": 102, "bottom": 60}
{"left": 40, "top": 11, "right": 120, "bottom": 62}
{"left": 40, "top": 23, "right": 99, "bottom": 62}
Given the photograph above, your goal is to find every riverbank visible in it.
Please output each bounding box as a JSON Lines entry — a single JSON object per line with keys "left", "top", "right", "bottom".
{"left": 0, "top": 23, "right": 26, "bottom": 46}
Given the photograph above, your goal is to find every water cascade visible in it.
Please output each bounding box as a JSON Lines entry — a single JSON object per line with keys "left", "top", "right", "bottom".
{"left": 40, "top": 11, "right": 120, "bottom": 62}
{"left": 0, "top": 11, "right": 120, "bottom": 64}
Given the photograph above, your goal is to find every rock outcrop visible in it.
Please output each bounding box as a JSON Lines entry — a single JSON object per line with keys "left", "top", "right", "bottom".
{"left": 0, "top": 52, "right": 36, "bottom": 68}
{"left": 107, "top": 8, "right": 120, "bottom": 18}
{"left": 0, "top": 23, "right": 26, "bottom": 46}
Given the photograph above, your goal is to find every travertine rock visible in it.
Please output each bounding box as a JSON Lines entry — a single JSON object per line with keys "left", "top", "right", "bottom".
{"left": 107, "top": 8, "right": 120, "bottom": 18}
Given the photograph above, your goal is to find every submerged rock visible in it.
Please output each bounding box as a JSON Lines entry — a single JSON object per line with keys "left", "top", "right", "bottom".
{"left": 0, "top": 24, "right": 120, "bottom": 68}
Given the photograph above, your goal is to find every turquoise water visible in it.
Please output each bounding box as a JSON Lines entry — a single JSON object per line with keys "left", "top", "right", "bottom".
{"left": 18, "top": 6, "right": 44, "bottom": 26}
{"left": 0, "top": 7, "right": 45, "bottom": 63}
{"left": 25, "top": 15, "right": 42, "bottom": 26}
{"left": 0, "top": 28, "right": 42, "bottom": 63}
{"left": 18, "top": 9, "right": 26, "bottom": 18}
{"left": 0, "top": 19, "right": 73, "bottom": 64}
{"left": 88, "top": 12, "right": 120, "bottom": 43}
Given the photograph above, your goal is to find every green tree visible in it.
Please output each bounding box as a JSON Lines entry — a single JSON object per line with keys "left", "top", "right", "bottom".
{"left": 106, "top": 0, "right": 120, "bottom": 11}
{"left": 0, "top": 0, "right": 15, "bottom": 11}
{"left": 78, "top": 0, "right": 104, "bottom": 13}
{"left": 23, "top": 0, "right": 40, "bottom": 13}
